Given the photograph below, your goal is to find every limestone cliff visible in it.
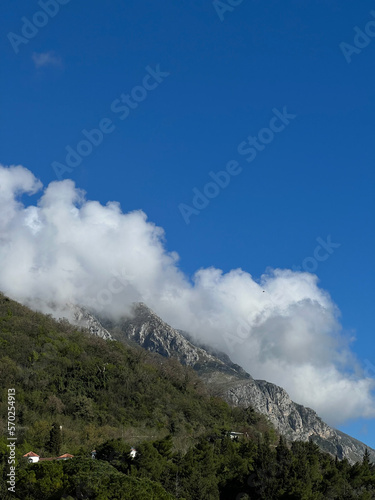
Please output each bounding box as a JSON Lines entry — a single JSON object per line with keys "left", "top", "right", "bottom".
{"left": 92, "top": 302, "right": 375, "bottom": 464}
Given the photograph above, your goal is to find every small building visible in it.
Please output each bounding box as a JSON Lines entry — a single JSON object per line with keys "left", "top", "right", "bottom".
{"left": 23, "top": 452, "right": 40, "bottom": 463}
{"left": 228, "top": 431, "right": 244, "bottom": 441}
{"left": 57, "top": 453, "right": 74, "bottom": 460}
{"left": 23, "top": 451, "right": 74, "bottom": 463}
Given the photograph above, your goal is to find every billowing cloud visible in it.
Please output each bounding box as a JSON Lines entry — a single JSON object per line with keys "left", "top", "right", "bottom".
{"left": 0, "top": 163, "right": 374, "bottom": 425}
{"left": 32, "top": 51, "right": 62, "bottom": 69}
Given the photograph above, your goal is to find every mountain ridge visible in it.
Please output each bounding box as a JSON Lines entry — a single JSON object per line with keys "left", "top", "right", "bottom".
{"left": 79, "top": 301, "right": 375, "bottom": 465}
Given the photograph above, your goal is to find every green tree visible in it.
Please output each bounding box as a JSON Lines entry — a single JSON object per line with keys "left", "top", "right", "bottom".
{"left": 46, "top": 422, "right": 62, "bottom": 455}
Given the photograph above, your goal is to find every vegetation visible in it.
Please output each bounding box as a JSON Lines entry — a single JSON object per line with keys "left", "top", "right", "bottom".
{"left": 1, "top": 293, "right": 375, "bottom": 498}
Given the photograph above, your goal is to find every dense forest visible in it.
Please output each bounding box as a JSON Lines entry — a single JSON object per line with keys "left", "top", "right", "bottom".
{"left": 1, "top": 293, "right": 375, "bottom": 499}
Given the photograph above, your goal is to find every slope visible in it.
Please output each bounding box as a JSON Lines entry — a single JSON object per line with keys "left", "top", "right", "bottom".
{"left": 96, "top": 302, "right": 375, "bottom": 465}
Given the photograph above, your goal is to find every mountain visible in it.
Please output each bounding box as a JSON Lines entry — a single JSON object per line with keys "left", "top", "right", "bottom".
{"left": 97, "top": 302, "right": 248, "bottom": 378}
{"left": 88, "top": 302, "right": 375, "bottom": 465}
{"left": 70, "top": 304, "right": 114, "bottom": 341}
{"left": 3, "top": 291, "right": 375, "bottom": 499}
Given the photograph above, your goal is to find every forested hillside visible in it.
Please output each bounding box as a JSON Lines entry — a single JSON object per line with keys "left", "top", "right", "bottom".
{"left": 1, "top": 293, "right": 375, "bottom": 499}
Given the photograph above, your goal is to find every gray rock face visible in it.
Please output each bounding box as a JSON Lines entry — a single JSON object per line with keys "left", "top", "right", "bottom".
{"left": 222, "top": 378, "right": 375, "bottom": 464}
{"left": 100, "top": 303, "right": 242, "bottom": 376}
{"left": 70, "top": 305, "right": 114, "bottom": 341}
{"left": 116, "top": 302, "right": 213, "bottom": 365}
{"left": 93, "top": 302, "right": 374, "bottom": 464}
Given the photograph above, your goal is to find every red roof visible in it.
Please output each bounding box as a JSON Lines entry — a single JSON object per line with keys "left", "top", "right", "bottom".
{"left": 24, "top": 451, "right": 74, "bottom": 461}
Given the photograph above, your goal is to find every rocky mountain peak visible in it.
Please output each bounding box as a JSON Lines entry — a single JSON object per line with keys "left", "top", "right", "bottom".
{"left": 69, "top": 304, "right": 114, "bottom": 341}
{"left": 84, "top": 302, "right": 375, "bottom": 465}
{"left": 101, "top": 302, "right": 232, "bottom": 371}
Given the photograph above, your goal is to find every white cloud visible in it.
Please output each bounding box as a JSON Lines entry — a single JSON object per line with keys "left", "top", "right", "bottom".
{"left": 32, "top": 51, "right": 62, "bottom": 69}
{"left": 0, "top": 163, "right": 374, "bottom": 425}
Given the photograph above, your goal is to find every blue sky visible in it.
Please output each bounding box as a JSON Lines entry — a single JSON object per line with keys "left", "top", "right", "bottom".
{"left": 1, "top": 0, "right": 375, "bottom": 446}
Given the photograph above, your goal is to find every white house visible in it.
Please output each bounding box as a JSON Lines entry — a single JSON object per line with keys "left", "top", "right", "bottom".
{"left": 23, "top": 451, "right": 40, "bottom": 463}
{"left": 229, "top": 431, "right": 244, "bottom": 440}
{"left": 23, "top": 451, "right": 74, "bottom": 463}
